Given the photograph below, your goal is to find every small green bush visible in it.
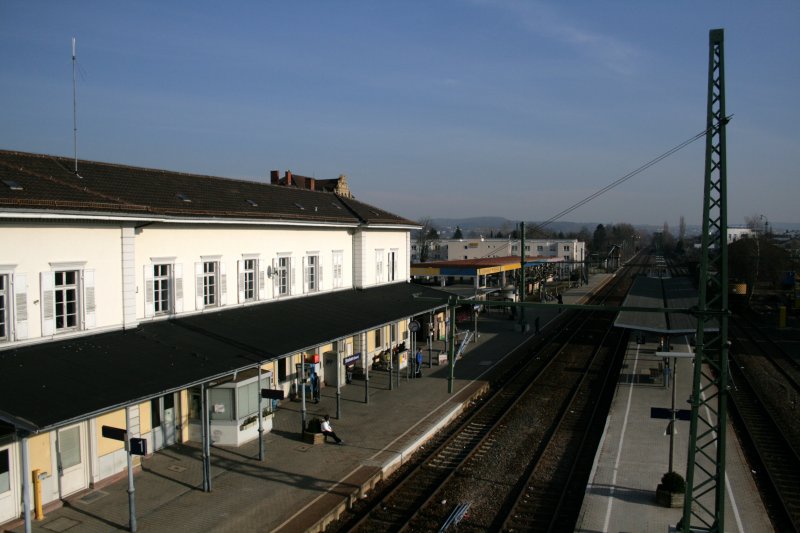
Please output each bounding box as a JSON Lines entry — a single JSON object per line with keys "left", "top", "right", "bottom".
{"left": 306, "top": 417, "right": 322, "bottom": 433}
{"left": 660, "top": 471, "right": 686, "bottom": 493}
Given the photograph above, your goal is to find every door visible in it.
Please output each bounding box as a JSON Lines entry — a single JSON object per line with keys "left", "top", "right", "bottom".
{"left": 151, "top": 394, "right": 178, "bottom": 451}
{"left": 57, "top": 424, "right": 88, "bottom": 497}
{"left": 163, "top": 394, "right": 176, "bottom": 446}
{"left": 0, "top": 444, "right": 18, "bottom": 524}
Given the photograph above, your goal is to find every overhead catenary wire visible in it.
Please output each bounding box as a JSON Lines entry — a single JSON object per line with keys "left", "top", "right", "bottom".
{"left": 528, "top": 123, "right": 724, "bottom": 235}
{"left": 472, "top": 118, "right": 731, "bottom": 259}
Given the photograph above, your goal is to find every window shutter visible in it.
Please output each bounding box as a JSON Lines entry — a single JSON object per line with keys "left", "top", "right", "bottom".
{"left": 237, "top": 260, "right": 245, "bottom": 303}
{"left": 144, "top": 265, "right": 155, "bottom": 318}
{"left": 257, "top": 260, "right": 266, "bottom": 300}
{"left": 219, "top": 262, "right": 227, "bottom": 305}
{"left": 303, "top": 257, "right": 308, "bottom": 294}
{"left": 318, "top": 264, "right": 323, "bottom": 291}
{"left": 195, "top": 262, "right": 204, "bottom": 309}
{"left": 40, "top": 271, "right": 55, "bottom": 336}
{"left": 83, "top": 269, "right": 96, "bottom": 329}
{"left": 13, "top": 273, "right": 28, "bottom": 340}
{"left": 174, "top": 263, "right": 184, "bottom": 312}
{"left": 272, "top": 259, "right": 278, "bottom": 298}
{"left": 291, "top": 259, "right": 296, "bottom": 294}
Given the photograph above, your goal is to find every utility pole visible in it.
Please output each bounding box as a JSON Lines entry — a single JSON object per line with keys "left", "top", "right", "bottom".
{"left": 682, "top": 28, "right": 730, "bottom": 533}
{"left": 519, "top": 222, "right": 526, "bottom": 330}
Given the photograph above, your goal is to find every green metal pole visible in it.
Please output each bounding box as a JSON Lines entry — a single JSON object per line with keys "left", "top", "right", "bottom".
{"left": 519, "top": 221, "right": 526, "bottom": 329}
{"left": 448, "top": 298, "right": 456, "bottom": 394}
{"left": 682, "top": 27, "right": 729, "bottom": 533}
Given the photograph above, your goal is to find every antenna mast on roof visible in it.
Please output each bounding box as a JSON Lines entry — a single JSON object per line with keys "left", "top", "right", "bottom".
{"left": 72, "top": 36, "right": 78, "bottom": 174}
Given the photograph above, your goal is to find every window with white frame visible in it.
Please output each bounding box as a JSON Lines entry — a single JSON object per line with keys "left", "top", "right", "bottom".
{"left": 332, "top": 251, "right": 343, "bottom": 288}
{"left": 375, "top": 250, "right": 384, "bottom": 283}
{"left": 154, "top": 264, "right": 171, "bottom": 314}
{"left": 41, "top": 266, "right": 94, "bottom": 335}
{"left": 195, "top": 259, "right": 226, "bottom": 310}
{"left": 537, "top": 245, "right": 543, "bottom": 252}
{"left": 54, "top": 270, "right": 79, "bottom": 330}
{"left": 275, "top": 256, "right": 292, "bottom": 296}
{"left": 304, "top": 254, "right": 319, "bottom": 293}
{"left": 238, "top": 257, "right": 264, "bottom": 303}
{"left": 0, "top": 447, "right": 10, "bottom": 494}
{"left": 242, "top": 259, "right": 256, "bottom": 300}
{"left": 145, "top": 262, "right": 183, "bottom": 318}
{"left": 203, "top": 261, "right": 218, "bottom": 307}
{"left": 563, "top": 245, "right": 571, "bottom": 251}
{"left": 388, "top": 250, "right": 397, "bottom": 281}
{"left": 0, "top": 275, "right": 7, "bottom": 341}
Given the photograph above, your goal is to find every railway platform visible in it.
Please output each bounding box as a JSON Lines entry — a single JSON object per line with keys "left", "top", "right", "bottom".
{"left": 8, "top": 271, "right": 729, "bottom": 533}
{"left": 575, "top": 333, "right": 774, "bottom": 532}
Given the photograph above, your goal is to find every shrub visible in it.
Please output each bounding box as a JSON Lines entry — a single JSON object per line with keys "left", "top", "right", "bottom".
{"left": 306, "top": 417, "right": 322, "bottom": 433}
{"left": 660, "top": 471, "right": 686, "bottom": 493}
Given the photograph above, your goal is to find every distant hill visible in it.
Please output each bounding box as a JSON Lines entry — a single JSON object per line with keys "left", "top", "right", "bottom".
{"left": 429, "top": 217, "right": 602, "bottom": 237}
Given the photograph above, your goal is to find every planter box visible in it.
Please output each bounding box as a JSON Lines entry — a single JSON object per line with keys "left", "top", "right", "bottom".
{"left": 303, "top": 432, "right": 325, "bottom": 445}
{"left": 656, "top": 486, "right": 684, "bottom": 508}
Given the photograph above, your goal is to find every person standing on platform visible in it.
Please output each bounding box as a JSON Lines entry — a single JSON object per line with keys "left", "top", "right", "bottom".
{"left": 415, "top": 348, "right": 423, "bottom": 378}
{"left": 310, "top": 371, "right": 320, "bottom": 403}
{"left": 320, "top": 415, "right": 343, "bottom": 444}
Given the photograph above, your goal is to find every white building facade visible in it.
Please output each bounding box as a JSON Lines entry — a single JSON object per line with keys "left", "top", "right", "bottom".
{"left": 412, "top": 237, "right": 585, "bottom": 273}
{"left": 0, "top": 150, "right": 439, "bottom": 527}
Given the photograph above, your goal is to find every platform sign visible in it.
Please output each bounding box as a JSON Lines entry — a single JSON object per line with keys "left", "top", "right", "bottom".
{"left": 650, "top": 407, "right": 691, "bottom": 421}
{"left": 101, "top": 425, "right": 126, "bottom": 442}
{"left": 129, "top": 438, "right": 148, "bottom": 456}
{"left": 344, "top": 353, "right": 361, "bottom": 366}
{"left": 261, "top": 389, "right": 285, "bottom": 400}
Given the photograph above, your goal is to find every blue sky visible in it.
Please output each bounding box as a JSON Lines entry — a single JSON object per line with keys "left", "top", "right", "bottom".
{"left": 1, "top": 1, "right": 798, "bottom": 227}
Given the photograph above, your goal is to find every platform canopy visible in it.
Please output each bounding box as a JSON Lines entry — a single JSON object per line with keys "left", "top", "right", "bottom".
{"left": 614, "top": 276, "right": 717, "bottom": 335}
{"left": 411, "top": 256, "right": 560, "bottom": 278}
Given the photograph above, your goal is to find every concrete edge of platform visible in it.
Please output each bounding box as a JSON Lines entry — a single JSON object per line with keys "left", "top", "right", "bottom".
{"left": 281, "top": 381, "right": 492, "bottom": 533}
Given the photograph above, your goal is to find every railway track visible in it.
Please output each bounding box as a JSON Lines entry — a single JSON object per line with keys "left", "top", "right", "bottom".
{"left": 328, "top": 255, "right": 643, "bottom": 532}
{"left": 729, "top": 317, "right": 800, "bottom": 532}
{"left": 497, "top": 307, "right": 626, "bottom": 532}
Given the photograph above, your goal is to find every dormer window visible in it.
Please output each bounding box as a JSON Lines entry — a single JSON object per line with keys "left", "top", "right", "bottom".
{"left": 294, "top": 203, "right": 305, "bottom": 210}
{"left": 246, "top": 199, "right": 258, "bottom": 207}
{"left": 176, "top": 193, "right": 192, "bottom": 203}
{"left": 2, "top": 180, "right": 22, "bottom": 191}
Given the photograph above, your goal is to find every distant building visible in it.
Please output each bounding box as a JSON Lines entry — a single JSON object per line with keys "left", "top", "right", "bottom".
{"left": 727, "top": 227, "right": 757, "bottom": 243}
{"left": 269, "top": 169, "right": 353, "bottom": 198}
{"left": 412, "top": 237, "right": 586, "bottom": 274}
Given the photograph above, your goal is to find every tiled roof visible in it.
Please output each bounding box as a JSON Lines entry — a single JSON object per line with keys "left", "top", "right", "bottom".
{"left": 0, "top": 150, "right": 415, "bottom": 226}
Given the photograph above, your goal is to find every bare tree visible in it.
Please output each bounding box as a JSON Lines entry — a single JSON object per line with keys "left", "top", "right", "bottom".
{"left": 415, "top": 217, "right": 439, "bottom": 262}
{"left": 744, "top": 214, "right": 762, "bottom": 230}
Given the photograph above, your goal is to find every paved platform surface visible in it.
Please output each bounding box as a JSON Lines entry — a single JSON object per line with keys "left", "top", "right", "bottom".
{"left": 6, "top": 273, "right": 770, "bottom": 532}
{"left": 575, "top": 331, "right": 774, "bottom": 532}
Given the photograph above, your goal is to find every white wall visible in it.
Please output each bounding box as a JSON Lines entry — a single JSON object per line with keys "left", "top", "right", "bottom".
{"left": 357, "top": 229, "right": 409, "bottom": 287}
{"left": 0, "top": 222, "right": 124, "bottom": 341}
{"left": 0, "top": 219, "right": 412, "bottom": 346}
{"left": 134, "top": 224, "right": 354, "bottom": 319}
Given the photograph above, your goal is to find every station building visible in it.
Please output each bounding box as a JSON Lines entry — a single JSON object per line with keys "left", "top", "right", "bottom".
{"left": 412, "top": 236, "right": 585, "bottom": 276}
{"left": 0, "top": 150, "right": 448, "bottom": 526}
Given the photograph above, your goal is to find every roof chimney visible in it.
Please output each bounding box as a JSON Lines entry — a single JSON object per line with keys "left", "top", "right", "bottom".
{"left": 270, "top": 170, "right": 279, "bottom": 184}
{"left": 308, "top": 177, "right": 315, "bottom": 191}
{"left": 285, "top": 170, "right": 293, "bottom": 186}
